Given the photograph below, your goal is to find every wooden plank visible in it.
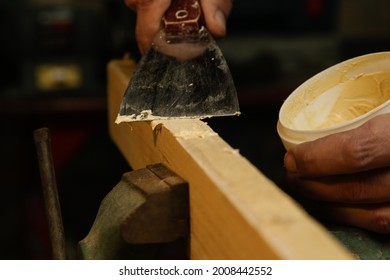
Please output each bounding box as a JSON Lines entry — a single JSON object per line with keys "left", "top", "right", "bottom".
{"left": 107, "top": 59, "right": 352, "bottom": 260}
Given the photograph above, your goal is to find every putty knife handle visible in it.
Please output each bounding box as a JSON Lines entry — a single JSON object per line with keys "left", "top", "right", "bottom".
{"left": 163, "top": 0, "right": 202, "bottom": 37}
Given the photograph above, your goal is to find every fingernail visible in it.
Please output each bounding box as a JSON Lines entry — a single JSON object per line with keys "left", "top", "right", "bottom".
{"left": 284, "top": 152, "right": 298, "bottom": 173}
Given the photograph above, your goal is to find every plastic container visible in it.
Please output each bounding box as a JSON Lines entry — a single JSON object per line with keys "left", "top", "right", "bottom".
{"left": 277, "top": 52, "right": 390, "bottom": 150}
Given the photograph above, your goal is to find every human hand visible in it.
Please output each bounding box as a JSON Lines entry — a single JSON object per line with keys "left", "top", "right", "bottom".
{"left": 124, "top": 0, "right": 233, "bottom": 54}
{"left": 284, "top": 113, "right": 390, "bottom": 233}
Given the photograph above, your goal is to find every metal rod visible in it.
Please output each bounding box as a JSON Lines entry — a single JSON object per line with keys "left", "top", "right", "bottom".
{"left": 34, "top": 127, "right": 67, "bottom": 260}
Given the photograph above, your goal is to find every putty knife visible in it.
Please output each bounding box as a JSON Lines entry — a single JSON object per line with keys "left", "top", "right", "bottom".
{"left": 116, "top": 0, "right": 240, "bottom": 123}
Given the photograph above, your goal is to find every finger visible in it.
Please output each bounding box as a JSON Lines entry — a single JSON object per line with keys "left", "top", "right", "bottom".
{"left": 200, "top": 0, "right": 233, "bottom": 38}
{"left": 284, "top": 114, "right": 390, "bottom": 177}
{"left": 304, "top": 200, "right": 390, "bottom": 234}
{"left": 288, "top": 167, "right": 390, "bottom": 204}
{"left": 135, "top": 0, "right": 171, "bottom": 54}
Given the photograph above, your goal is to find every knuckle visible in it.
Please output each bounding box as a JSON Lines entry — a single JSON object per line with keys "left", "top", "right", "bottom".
{"left": 369, "top": 208, "right": 390, "bottom": 233}
{"left": 344, "top": 123, "right": 379, "bottom": 170}
{"left": 343, "top": 175, "right": 380, "bottom": 203}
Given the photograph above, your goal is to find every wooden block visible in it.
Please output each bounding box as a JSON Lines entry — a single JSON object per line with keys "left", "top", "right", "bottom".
{"left": 107, "top": 59, "right": 352, "bottom": 260}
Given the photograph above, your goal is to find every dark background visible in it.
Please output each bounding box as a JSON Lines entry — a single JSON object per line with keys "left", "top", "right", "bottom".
{"left": 0, "top": 0, "right": 389, "bottom": 259}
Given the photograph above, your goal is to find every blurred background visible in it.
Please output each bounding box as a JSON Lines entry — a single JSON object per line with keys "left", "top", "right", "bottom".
{"left": 0, "top": 0, "right": 389, "bottom": 259}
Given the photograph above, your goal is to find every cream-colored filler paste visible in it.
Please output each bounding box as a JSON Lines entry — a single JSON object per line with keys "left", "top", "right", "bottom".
{"left": 292, "top": 71, "right": 390, "bottom": 130}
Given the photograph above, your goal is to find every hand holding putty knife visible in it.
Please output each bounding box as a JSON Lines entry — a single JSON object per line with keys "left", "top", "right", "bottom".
{"left": 116, "top": 0, "right": 240, "bottom": 123}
